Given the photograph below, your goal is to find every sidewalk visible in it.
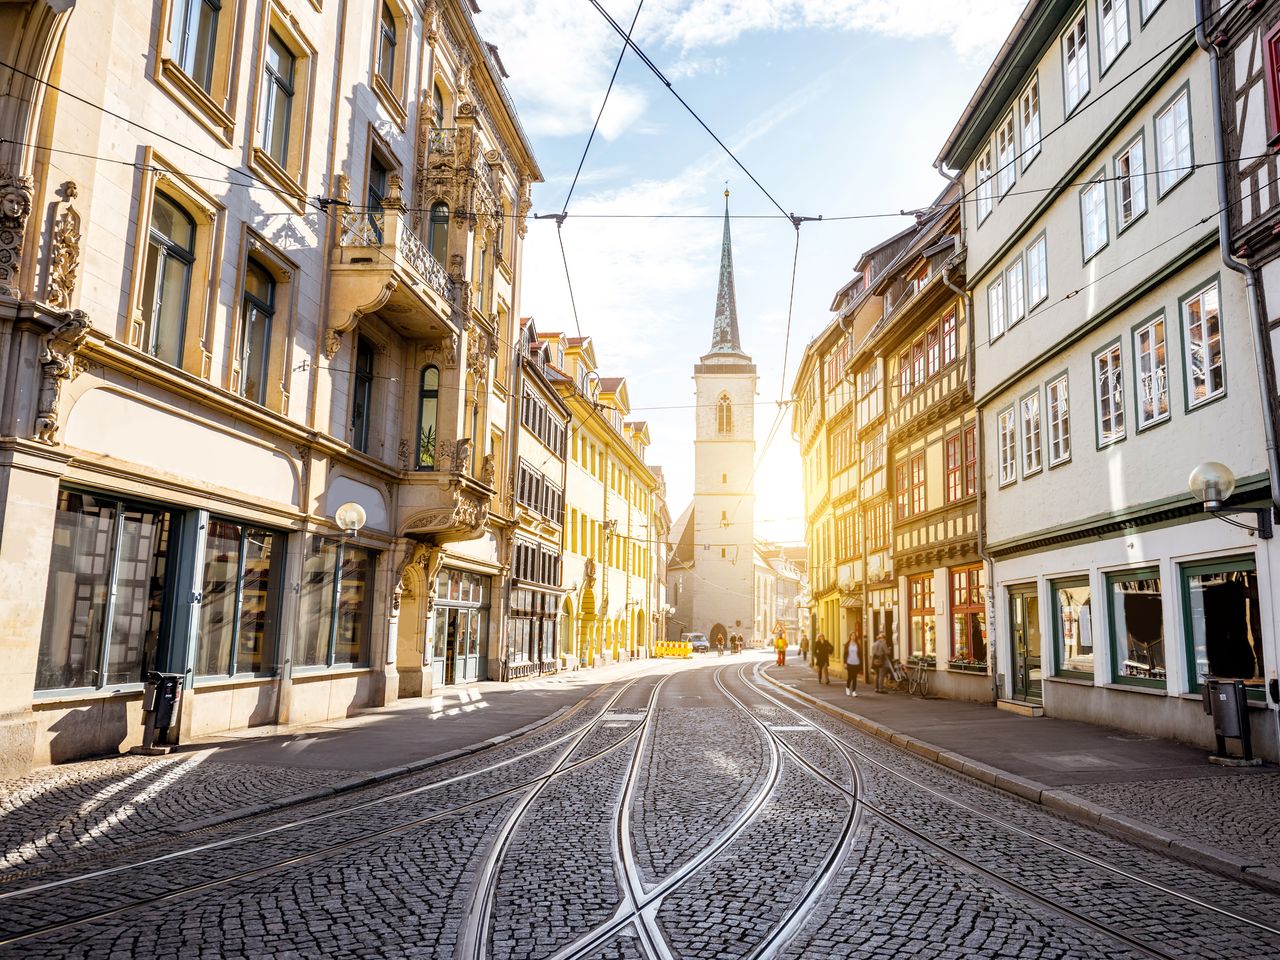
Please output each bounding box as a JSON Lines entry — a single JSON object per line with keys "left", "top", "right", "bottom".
{"left": 0, "top": 658, "right": 660, "bottom": 875}
{"left": 767, "top": 659, "right": 1280, "bottom": 889}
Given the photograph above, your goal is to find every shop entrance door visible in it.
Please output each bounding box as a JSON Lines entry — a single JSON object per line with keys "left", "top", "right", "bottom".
{"left": 1009, "top": 586, "right": 1042, "bottom": 702}
{"left": 430, "top": 612, "right": 448, "bottom": 687}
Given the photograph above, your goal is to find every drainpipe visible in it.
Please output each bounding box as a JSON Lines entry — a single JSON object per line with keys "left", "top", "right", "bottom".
{"left": 1197, "top": 3, "right": 1280, "bottom": 746}
{"left": 937, "top": 159, "right": 999, "bottom": 705}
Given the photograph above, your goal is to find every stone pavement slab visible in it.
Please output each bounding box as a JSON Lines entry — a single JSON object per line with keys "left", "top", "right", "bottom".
{"left": 765, "top": 656, "right": 1280, "bottom": 884}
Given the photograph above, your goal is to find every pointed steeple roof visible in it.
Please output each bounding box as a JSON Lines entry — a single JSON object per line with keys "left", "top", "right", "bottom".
{"left": 708, "top": 190, "right": 746, "bottom": 357}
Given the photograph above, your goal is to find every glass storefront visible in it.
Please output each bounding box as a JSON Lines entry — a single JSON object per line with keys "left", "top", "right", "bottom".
{"left": 1108, "top": 569, "right": 1165, "bottom": 685}
{"left": 907, "top": 574, "right": 935, "bottom": 660}
{"left": 949, "top": 565, "right": 987, "bottom": 666}
{"left": 1053, "top": 578, "right": 1093, "bottom": 676}
{"left": 299, "top": 536, "right": 376, "bottom": 668}
{"left": 1182, "top": 557, "right": 1262, "bottom": 693}
{"left": 510, "top": 585, "right": 560, "bottom": 676}
{"left": 430, "top": 568, "right": 489, "bottom": 685}
{"left": 197, "top": 519, "right": 285, "bottom": 678}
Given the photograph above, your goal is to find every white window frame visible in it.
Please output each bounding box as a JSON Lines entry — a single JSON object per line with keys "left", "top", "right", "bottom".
{"left": 1098, "top": 0, "right": 1130, "bottom": 74}
{"left": 1181, "top": 281, "right": 1225, "bottom": 409}
{"left": 1094, "top": 341, "right": 1126, "bottom": 447}
{"left": 1020, "top": 76, "right": 1041, "bottom": 169}
{"left": 1020, "top": 390, "right": 1043, "bottom": 477}
{"left": 996, "top": 111, "right": 1017, "bottom": 196}
{"left": 1155, "top": 87, "right": 1193, "bottom": 197}
{"left": 1140, "top": 0, "right": 1164, "bottom": 24}
{"left": 988, "top": 274, "right": 1006, "bottom": 340}
{"left": 977, "top": 146, "right": 994, "bottom": 223}
{"left": 1026, "top": 234, "right": 1048, "bottom": 307}
{"left": 1006, "top": 257, "right": 1026, "bottom": 327}
{"left": 1133, "top": 314, "right": 1170, "bottom": 430}
{"left": 1046, "top": 375, "right": 1071, "bottom": 466}
{"left": 998, "top": 407, "right": 1018, "bottom": 486}
{"left": 1114, "top": 133, "right": 1147, "bottom": 231}
{"left": 1063, "top": 10, "right": 1090, "bottom": 114}
{"left": 1081, "top": 174, "right": 1108, "bottom": 261}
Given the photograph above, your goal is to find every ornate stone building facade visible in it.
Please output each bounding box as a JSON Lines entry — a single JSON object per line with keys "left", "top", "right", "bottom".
{"left": 0, "top": 0, "right": 540, "bottom": 772}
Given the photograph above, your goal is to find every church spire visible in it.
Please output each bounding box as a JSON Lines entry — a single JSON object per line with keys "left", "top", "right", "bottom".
{"left": 709, "top": 189, "right": 744, "bottom": 356}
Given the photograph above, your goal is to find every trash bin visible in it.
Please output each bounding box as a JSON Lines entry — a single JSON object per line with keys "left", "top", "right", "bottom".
{"left": 1203, "top": 677, "right": 1254, "bottom": 762}
{"left": 142, "top": 671, "right": 184, "bottom": 746}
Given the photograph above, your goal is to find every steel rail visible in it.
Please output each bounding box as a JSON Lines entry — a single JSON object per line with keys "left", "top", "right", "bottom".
{"left": 752, "top": 661, "right": 1280, "bottom": 952}
{"left": 547, "top": 664, "right": 785, "bottom": 960}
{"left": 0, "top": 677, "right": 662, "bottom": 950}
{"left": 460, "top": 674, "right": 672, "bottom": 960}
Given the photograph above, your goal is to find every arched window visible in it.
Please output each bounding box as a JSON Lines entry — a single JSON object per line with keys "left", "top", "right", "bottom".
{"left": 142, "top": 193, "right": 196, "bottom": 367}
{"left": 239, "top": 260, "right": 275, "bottom": 405}
{"left": 716, "top": 393, "right": 733, "bottom": 435}
{"left": 433, "top": 82, "right": 445, "bottom": 127}
{"left": 428, "top": 202, "right": 449, "bottom": 266}
{"left": 416, "top": 366, "right": 439, "bottom": 470}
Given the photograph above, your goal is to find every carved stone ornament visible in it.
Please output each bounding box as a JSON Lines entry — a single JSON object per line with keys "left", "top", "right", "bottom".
{"left": 397, "top": 437, "right": 410, "bottom": 469}
{"left": 399, "top": 541, "right": 446, "bottom": 614}
{"left": 425, "top": 0, "right": 442, "bottom": 41}
{"left": 583, "top": 557, "right": 597, "bottom": 588}
{"left": 0, "top": 173, "right": 34, "bottom": 298}
{"left": 480, "top": 453, "right": 496, "bottom": 486}
{"left": 33, "top": 309, "right": 91, "bottom": 444}
{"left": 466, "top": 331, "right": 489, "bottom": 379}
{"left": 335, "top": 173, "right": 351, "bottom": 204}
{"left": 323, "top": 329, "right": 343, "bottom": 360}
{"left": 45, "top": 181, "right": 80, "bottom": 309}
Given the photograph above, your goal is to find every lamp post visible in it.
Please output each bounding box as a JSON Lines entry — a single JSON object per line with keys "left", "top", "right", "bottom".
{"left": 1188, "top": 462, "right": 1273, "bottom": 538}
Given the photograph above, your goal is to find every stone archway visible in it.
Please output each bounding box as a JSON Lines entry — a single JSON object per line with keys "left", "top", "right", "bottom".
{"left": 710, "top": 623, "right": 728, "bottom": 649}
{"left": 560, "top": 595, "right": 577, "bottom": 668}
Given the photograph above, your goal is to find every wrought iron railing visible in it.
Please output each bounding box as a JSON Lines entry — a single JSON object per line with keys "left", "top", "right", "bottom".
{"left": 337, "top": 210, "right": 453, "bottom": 300}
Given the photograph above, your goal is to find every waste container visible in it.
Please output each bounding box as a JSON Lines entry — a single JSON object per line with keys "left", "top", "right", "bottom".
{"left": 142, "top": 671, "right": 184, "bottom": 746}
{"left": 1203, "top": 677, "right": 1253, "bottom": 762}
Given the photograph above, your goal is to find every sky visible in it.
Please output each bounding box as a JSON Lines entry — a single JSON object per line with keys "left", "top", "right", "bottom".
{"left": 475, "top": 0, "right": 1026, "bottom": 544}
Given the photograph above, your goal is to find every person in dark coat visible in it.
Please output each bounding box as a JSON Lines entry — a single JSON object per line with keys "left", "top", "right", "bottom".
{"left": 813, "top": 633, "right": 834, "bottom": 684}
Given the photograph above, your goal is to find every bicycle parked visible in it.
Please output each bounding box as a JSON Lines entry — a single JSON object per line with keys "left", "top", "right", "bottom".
{"left": 881, "top": 656, "right": 930, "bottom": 697}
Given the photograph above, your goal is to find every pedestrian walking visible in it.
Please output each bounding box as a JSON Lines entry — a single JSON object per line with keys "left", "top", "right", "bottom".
{"left": 872, "top": 632, "right": 890, "bottom": 693}
{"left": 843, "top": 629, "right": 861, "bottom": 697}
{"left": 773, "top": 631, "right": 787, "bottom": 666}
{"left": 813, "top": 633, "right": 834, "bottom": 684}
{"left": 798, "top": 633, "right": 810, "bottom": 664}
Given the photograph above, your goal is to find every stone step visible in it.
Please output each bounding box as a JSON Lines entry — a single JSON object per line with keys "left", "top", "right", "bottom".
{"left": 996, "top": 698, "right": 1044, "bottom": 718}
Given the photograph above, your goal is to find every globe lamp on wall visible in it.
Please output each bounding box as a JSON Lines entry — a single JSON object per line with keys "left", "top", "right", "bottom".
{"left": 1187, "top": 462, "right": 1272, "bottom": 539}
{"left": 335, "top": 501, "right": 367, "bottom": 537}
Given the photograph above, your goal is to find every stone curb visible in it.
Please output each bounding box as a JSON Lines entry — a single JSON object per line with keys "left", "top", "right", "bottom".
{"left": 761, "top": 670, "right": 1280, "bottom": 896}
{"left": 176, "top": 703, "right": 575, "bottom": 836}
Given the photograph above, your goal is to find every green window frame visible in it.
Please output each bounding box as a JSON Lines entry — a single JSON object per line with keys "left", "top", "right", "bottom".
{"left": 1180, "top": 555, "right": 1264, "bottom": 700}
{"left": 1106, "top": 567, "right": 1166, "bottom": 688}
{"left": 1052, "top": 576, "right": 1094, "bottom": 679}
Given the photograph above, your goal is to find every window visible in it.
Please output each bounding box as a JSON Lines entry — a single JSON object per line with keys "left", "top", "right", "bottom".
{"left": 998, "top": 407, "right": 1017, "bottom": 486}
{"left": 239, "top": 261, "right": 274, "bottom": 406}
{"left": 433, "top": 82, "right": 446, "bottom": 127}
{"left": 1108, "top": 569, "right": 1165, "bottom": 685}
{"left": 1140, "top": 0, "right": 1164, "bottom": 20}
{"left": 1020, "top": 77, "right": 1041, "bottom": 167}
{"left": 908, "top": 574, "right": 935, "bottom": 660}
{"left": 912, "top": 340, "right": 925, "bottom": 387}
{"left": 926, "top": 324, "right": 940, "bottom": 377}
{"left": 197, "top": 520, "right": 283, "bottom": 677}
{"left": 950, "top": 566, "right": 987, "bottom": 665}
{"left": 1115, "top": 135, "right": 1147, "bottom": 229}
{"left": 37, "top": 490, "right": 176, "bottom": 691}
{"left": 996, "top": 111, "right": 1016, "bottom": 196}
{"left": 898, "top": 350, "right": 911, "bottom": 398}
{"left": 299, "top": 537, "right": 375, "bottom": 667}
{"left": 942, "top": 310, "right": 957, "bottom": 365}
{"left": 717, "top": 393, "right": 734, "bottom": 435}
{"left": 895, "top": 462, "right": 910, "bottom": 521}
{"left": 1098, "top": 0, "right": 1129, "bottom": 72}
{"left": 945, "top": 433, "right": 963, "bottom": 502}
{"left": 1026, "top": 235, "right": 1048, "bottom": 307}
{"left": 428, "top": 202, "right": 449, "bottom": 266}
{"left": 963, "top": 423, "right": 977, "bottom": 496}
{"left": 1047, "top": 375, "right": 1071, "bottom": 466}
{"left": 376, "top": 3, "right": 397, "bottom": 87}
{"left": 1006, "top": 258, "right": 1025, "bottom": 327}
{"left": 261, "top": 30, "right": 296, "bottom": 169}
{"left": 1182, "top": 557, "right": 1262, "bottom": 693}
{"left": 1081, "top": 176, "right": 1108, "bottom": 260}
{"left": 910, "top": 453, "right": 926, "bottom": 515}
{"left": 1181, "top": 282, "right": 1224, "bottom": 408}
{"left": 1053, "top": 579, "right": 1093, "bottom": 676}
{"left": 1266, "top": 22, "right": 1280, "bottom": 138}
{"left": 1134, "top": 315, "right": 1169, "bottom": 429}
{"left": 988, "top": 274, "right": 1006, "bottom": 340}
{"left": 866, "top": 501, "right": 889, "bottom": 552}
{"left": 976, "top": 146, "right": 994, "bottom": 222}
{"left": 367, "top": 154, "right": 388, "bottom": 241}
{"left": 1063, "top": 11, "right": 1090, "bottom": 113}
{"left": 140, "top": 193, "right": 196, "bottom": 369}
{"left": 1094, "top": 342, "right": 1125, "bottom": 446}
{"left": 170, "top": 0, "right": 220, "bottom": 93}
{"left": 417, "top": 366, "right": 439, "bottom": 470}
{"left": 1155, "top": 89, "right": 1192, "bottom": 195}
{"left": 1020, "top": 390, "right": 1042, "bottom": 477}
{"left": 351, "top": 336, "right": 375, "bottom": 453}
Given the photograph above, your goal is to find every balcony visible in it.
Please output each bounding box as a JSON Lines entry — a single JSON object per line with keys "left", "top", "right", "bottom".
{"left": 326, "top": 185, "right": 457, "bottom": 349}
{"left": 398, "top": 441, "right": 496, "bottom": 544}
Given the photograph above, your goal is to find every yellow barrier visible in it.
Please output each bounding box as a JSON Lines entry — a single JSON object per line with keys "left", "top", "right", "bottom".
{"left": 655, "top": 640, "right": 693, "bottom": 659}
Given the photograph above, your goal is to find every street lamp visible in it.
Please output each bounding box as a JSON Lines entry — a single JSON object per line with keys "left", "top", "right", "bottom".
{"left": 1188, "top": 461, "right": 1272, "bottom": 539}
{"left": 334, "top": 501, "right": 367, "bottom": 537}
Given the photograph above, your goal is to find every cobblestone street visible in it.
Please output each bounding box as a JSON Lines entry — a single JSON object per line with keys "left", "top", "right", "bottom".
{"left": 2, "top": 654, "right": 1279, "bottom": 959}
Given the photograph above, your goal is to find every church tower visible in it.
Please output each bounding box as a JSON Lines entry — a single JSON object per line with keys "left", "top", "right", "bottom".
{"left": 690, "top": 192, "right": 757, "bottom": 644}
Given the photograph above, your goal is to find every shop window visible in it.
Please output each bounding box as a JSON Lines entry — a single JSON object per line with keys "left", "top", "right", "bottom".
{"left": 37, "top": 490, "right": 176, "bottom": 692}
{"left": 950, "top": 566, "right": 986, "bottom": 666}
{"left": 298, "top": 536, "right": 375, "bottom": 668}
{"left": 1108, "top": 569, "right": 1165, "bottom": 686}
{"left": 238, "top": 260, "right": 275, "bottom": 406}
{"left": 1182, "top": 558, "right": 1262, "bottom": 694}
{"left": 1181, "top": 281, "right": 1224, "bottom": 409}
{"left": 196, "top": 520, "right": 283, "bottom": 677}
{"left": 1053, "top": 578, "right": 1093, "bottom": 676}
{"left": 908, "top": 574, "right": 935, "bottom": 660}
{"left": 141, "top": 193, "right": 196, "bottom": 368}
{"left": 351, "top": 335, "right": 375, "bottom": 453}
{"left": 417, "top": 366, "right": 439, "bottom": 469}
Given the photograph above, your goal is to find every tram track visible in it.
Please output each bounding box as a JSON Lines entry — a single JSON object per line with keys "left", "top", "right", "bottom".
{"left": 750, "top": 660, "right": 1280, "bottom": 960}
{"left": 0, "top": 674, "right": 667, "bottom": 951}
